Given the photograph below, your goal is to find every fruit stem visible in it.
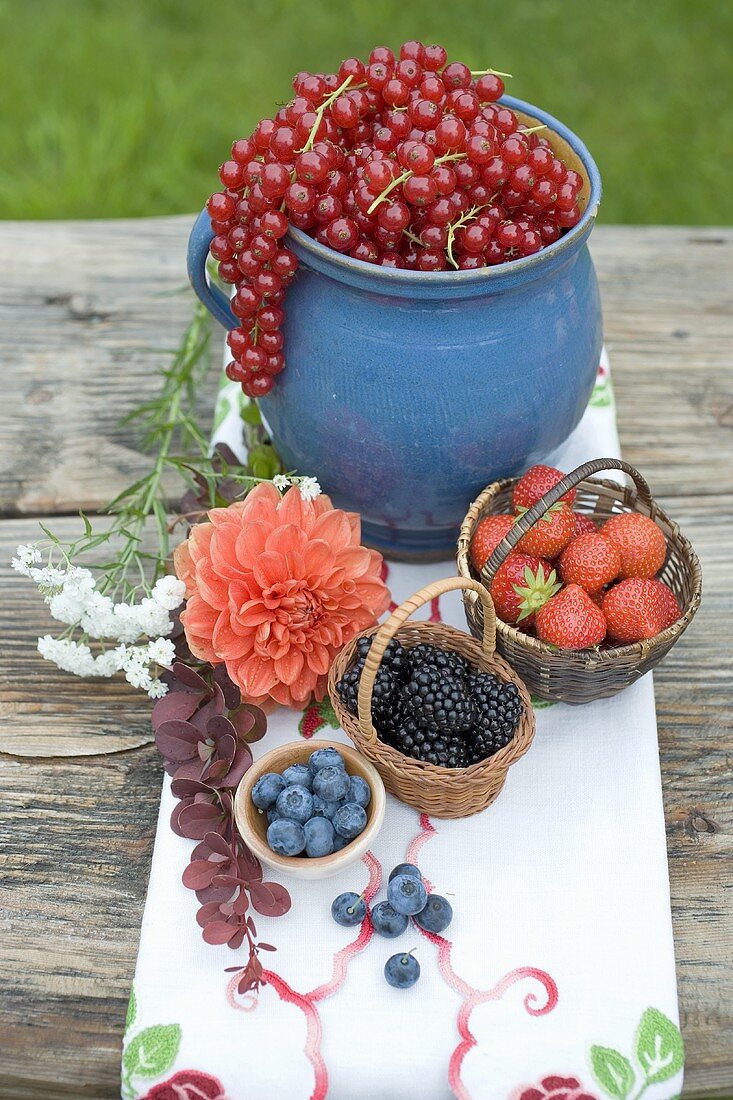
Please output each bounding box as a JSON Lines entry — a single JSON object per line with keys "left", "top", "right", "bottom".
{"left": 446, "top": 204, "right": 487, "bottom": 269}
{"left": 470, "top": 68, "right": 513, "bottom": 78}
{"left": 346, "top": 891, "right": 366, "bottom": 915}
{"left": 519, "top": 124, "right": 548, "bottom": 136}
{"left": 366, "top": 152, "right": 466, "bottom": 215}
{"left": 300, "top": 75, "right": 362, "bottom": 154}
{"left": 403, "top": 948, "right": 418, "bottom": 961}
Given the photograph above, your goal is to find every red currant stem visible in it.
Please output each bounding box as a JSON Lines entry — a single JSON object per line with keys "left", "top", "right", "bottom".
{"left": 299, "top": 75, "right": 362, "bottom": 154}
{"left": 470, "top": 67, "right": 513, "bottom": 78}
{"left": 518, "top": 124, "right": 548, "bottom": 135}
{"left": 446, "top": 203, "right": 488, "bottom": 269}
{"left": 250, "top": 321, "right": 259, "bottom": 345}
{"left": 402, "top": 228, "right": 423, "bottom": 246}
{"left": 366, "top": 152, "right": 466, "bottom": 215}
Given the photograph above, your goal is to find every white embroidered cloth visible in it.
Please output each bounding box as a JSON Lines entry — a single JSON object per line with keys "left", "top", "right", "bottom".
{"left": 122, "top": 350, "right": 684, "bottom": 1100}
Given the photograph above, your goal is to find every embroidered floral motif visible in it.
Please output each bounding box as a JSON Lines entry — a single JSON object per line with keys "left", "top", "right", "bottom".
{"left": 511, "top": 1076, "right": 598, "bottom": 1100}
{"left": 590, "top": 1007, "right": 684, "bottom": 1099}
{"left": 298, "top": 696, "right": 340, "bottom": 738}
{"left": 589, "top": 361, "right": 614, "bottom": 409}
{"left": 139, "top": 1069, "right": 232, "bottom": 1100}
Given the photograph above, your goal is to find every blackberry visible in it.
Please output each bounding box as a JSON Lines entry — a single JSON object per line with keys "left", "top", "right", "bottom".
{"left": 336, "top": 636, "right": 408, "bottom": 727}
{"left": 403, "top": 666, "right": 476, "bottom": 735}
{"left": 392, "top": 714, "right": 468, "bottom": 768}
{"left": 466, "top": 673, "right": 523, "bottom": 764}
{"left": 408, "top": 643, "right": 468, "bottom": 681}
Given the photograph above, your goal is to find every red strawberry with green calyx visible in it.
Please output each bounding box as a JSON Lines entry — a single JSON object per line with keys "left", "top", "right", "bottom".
{"left": 512, "top": 464, "right": 576, "bottom": 511}
{"left": 515, "top": 502, "right": 576, "bottom": 560}
{"left": 535, "top": 583, "right": 607, "bottom": 649}
{"left": 489, "top": 553, "right": 560, "bottom": 625}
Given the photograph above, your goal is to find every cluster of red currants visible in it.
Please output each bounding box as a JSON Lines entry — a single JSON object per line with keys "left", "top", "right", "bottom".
{"left": 206, "top": 42, "right": 585, "bottom": 397}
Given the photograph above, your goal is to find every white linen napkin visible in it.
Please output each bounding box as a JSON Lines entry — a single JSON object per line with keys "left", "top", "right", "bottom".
{"left": 122, "top": 348, "right": 684, "bottom": 1100}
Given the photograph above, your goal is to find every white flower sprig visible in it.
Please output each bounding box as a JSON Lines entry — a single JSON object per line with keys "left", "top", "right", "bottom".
{"left": 14, "top": 546, "right": 184, "bottom": 698}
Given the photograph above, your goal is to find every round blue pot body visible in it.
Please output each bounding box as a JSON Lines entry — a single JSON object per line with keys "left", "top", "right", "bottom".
{"left": 188, "top": 96, "right": 602, "bottom": 560}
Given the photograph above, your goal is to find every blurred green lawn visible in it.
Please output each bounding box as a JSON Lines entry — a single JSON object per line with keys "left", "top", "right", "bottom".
{"left": 2, "top": 0, "right": 731, "bottom": 223}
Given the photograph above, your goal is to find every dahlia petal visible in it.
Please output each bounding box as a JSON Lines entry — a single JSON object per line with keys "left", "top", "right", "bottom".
{"left": 236, "top": 600, "right": 273, "bottom": 627}
{"left": 311, "top": 509, "right": 354, "bottom": 552}
{"left": 277, "top": 485, "right": 311, "bottom": 528}
{"left": 194, "top": 557, "right": 230, "bottom": 611}
{"left": 274, "top": 648, "right": 305, "bottom": 685}
{"left": 265, "top": 523, "right": 308, "bottom": 557}
{"left": 173, "top": 541, "right": 196, "bottom": 596}
{"left": 212, "top": 611, "right": 250, "bottom": 659}
{"left": 302, "top": 539, "right": 334, "bottom": 579}
{"left": 187, "top": 522, "right": 215, "bottom": 564}
{"left": 237, "top": 654, "right": 279, "bottom": 697}
{"left": 240, "top": 482, "right": 281, "bottom": 524}
{"left": 253, "top": 551, "right": 287, "bottom": 589}
{"left": 234, "top": 522, "right": 270, "bottom": 566}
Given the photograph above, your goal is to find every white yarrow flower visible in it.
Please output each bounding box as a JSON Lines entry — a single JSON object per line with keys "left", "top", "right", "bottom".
{"left": 298, "top": 476, "right": 321, "bottom": 501}
{"left": 12, "top": 543, "right": 42, "bottom": 576}
{"left": 151, "top": 575, "right": 186, "bottom": 611}
{"left": 148, "top": 679, "right": 168, "bottom": 699}
{"left": 125, "top": 664, "right": 153, "bottom": 691}
{"left": 273, "top": 474, "right": 290, "bottom": 491}
{"left": 147, "top": 637, "right": 176, "bottom": 666}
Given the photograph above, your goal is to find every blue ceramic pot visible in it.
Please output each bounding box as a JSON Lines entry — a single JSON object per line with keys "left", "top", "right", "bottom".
{"left": 188, "top": 95, "right": 602, "bottom": 560}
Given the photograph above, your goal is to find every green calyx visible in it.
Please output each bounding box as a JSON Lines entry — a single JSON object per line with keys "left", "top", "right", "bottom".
{"left": 514, "top": 502, "right": 565, "bottom": 527}
{"left": 511, "top": 563, "right": 561, "bottom": 621}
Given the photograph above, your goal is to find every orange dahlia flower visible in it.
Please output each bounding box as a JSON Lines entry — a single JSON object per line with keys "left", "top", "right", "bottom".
{"left": 173, "top": 483, "right": 390, "bottom": 708}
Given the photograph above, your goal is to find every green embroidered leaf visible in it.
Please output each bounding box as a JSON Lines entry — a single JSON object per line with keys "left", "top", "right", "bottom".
{"left": 530, "top": 695, "right": 557, "bottom": 709}
{"left": 122, "top": 1023, "right": 181, "bottom": 1081}
{"left": 590, "top": 1045, "right": 635, "bottom": 1099}
{"left": 124, "top": 986, "right": 136, "bottom": 1033}
{"left": 635, "top": 1007, "right": 684, "bottom": 1084}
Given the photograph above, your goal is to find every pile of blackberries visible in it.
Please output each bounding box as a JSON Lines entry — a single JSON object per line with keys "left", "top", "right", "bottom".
{"left": 336, "top": 636, "right": 523, "bottom": 767}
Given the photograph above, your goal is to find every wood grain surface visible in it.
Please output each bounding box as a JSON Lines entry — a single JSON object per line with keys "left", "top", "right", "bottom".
{"left": 0, "top": 219, "right": 730, "bottom": 1099}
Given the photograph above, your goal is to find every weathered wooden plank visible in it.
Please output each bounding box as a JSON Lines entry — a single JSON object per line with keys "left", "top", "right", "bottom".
{"left": 0, "top": 748, "right": 161, "bottom": 1100}
{"left": 0, "top": 222, "right": 732, "bottom": 515}
{"left": 0, "top": 217, "right": 221, "bottom": 517}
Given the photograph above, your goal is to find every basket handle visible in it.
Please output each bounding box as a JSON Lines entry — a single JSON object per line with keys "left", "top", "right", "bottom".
{"left": 480, "top": 457, "right": 654, "bottom": 584}
{"left": 356, "top": 577, "right": 497, "bottom": 745}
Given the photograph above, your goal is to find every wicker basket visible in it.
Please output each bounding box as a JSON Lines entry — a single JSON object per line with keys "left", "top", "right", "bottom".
{"left": 327, "top": 576, "right": 536, "bottom": 819}
{"left": 457, "top": 457, "right": 702, "bottom": 705}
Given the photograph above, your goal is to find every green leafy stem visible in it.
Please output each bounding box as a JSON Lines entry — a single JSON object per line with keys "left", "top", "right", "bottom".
{"left": 591, "top": 1007, "right": 684, "bottom": 1100}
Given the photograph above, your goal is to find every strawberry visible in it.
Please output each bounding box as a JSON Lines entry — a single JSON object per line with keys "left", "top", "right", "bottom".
{"left": 490, "top": 553, "right": 560, "bottom": 625}
{"left": 535, "top": 583, "right": 607, "bottom": 649}
{"left": 512, "top": 464, "right": 576, "bottom": 511}
{"left": 558, "top": 531, "right": 622, "bottom": 592}
{"left": 602, "top": 577, "right": 681, "bottom": 643}
{"left": 601, "top": 512, "right": 667, "bottom": 579}
{"left": 515, "top": 503, "right": 575, "bottom": 559}
{"left": 470, "top": 514, "right": 515, "bottom": 572}
{"left": 571, "top": 512, "right": 597, "bottom": 538}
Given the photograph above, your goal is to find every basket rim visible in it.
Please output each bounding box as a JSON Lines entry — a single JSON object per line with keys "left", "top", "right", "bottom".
{"left": 456, "top": 473, "right": 703, "bottom": 663}
{"left": 327, "top": 620, "right": 536, "bottom": 779}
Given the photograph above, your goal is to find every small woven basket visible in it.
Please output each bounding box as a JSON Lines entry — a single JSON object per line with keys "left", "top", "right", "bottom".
{"left": 457, "top": 457, "right": 702, "bottom": 705}
{"left": 327, "top": 576, "right": 536, "bottom": 819}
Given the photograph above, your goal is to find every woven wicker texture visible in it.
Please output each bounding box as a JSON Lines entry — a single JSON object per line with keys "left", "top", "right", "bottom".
{"left": 456, "top": 458, "right": 702, "bottom": 705}
{"left": 327, "top": 577, "right": 536, "bottom": 819}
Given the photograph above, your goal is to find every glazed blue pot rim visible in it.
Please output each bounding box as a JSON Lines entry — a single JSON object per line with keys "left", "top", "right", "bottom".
{"left": 285, "top": 94, "right": 601, "bottom": 292}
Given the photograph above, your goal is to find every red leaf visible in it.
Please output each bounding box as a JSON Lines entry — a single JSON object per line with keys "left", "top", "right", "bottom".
{"left": 182, "top": 859, "right": 218, "bottom": 890}
{"left": 152, "top": 689, "right": 203, "bottom": 728}
{"left": 196, "top": 902, "right": 221, "bottom": 928}
{"left": 230, "top": 703, "right": 267, "bottom": 743}
{"left": 204, "top": 757, "right": 231, "bottom": 781}
{"left": 233, "top": 890, "right": 249, "bottom": 915}
{"left": 202, "top": 920, "right": 237, "bottom": 945}
{"left": 212, "top": 873, "right": 239, "bottom": 889}
{"left": 257, "top": 942, "right": 276, "bottom": 951}
{"left": 190, "top": 686, "right": 226, "bottom": 732}
{"left": 170, "top": 798, "right": 193, "bottom": 837}
{"left": 213, "top": 664, "right": 241, "bottom": 709}
{"left": 257, "top": 881, "right": 292, "bottom": 916}
{"left": 156, "top": 720, "right": 201, "bottom": 762}
{"left": 227, "top": 929, "right": 246, "bottom": 950}
{"left": 196, "top": 882, "right": 236, "bottom": 904}
{"left": 216, "top": 743, "right": 253, "bottom": 788}
{"left": 203, "top": 831, "right": 232, "bottom": 858}
{"left": 207, "top": 715, "right": 237, "bottom": 741}
{"left": 170, "top": 777, "right": 212, "bottom": 799}
{"left": 172, "top": 662, "right": 210, "bottom": 692}
{"left": 177, "top": 801, "right": 223, "bottom": 839}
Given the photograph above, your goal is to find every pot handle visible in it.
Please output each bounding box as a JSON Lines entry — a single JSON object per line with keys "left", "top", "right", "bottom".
{"left": 480, "top": 457, "right": 654, "bottom": 584}
{"left": 187, "top": 208, "right": 238, "bottom": 330}
{"left": 356, "top": 576, "right": 497, "bottom": 744}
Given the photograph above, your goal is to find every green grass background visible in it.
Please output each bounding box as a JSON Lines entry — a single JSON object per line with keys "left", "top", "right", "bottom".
{"left": 2, "top": 0, "right": 731, "bottom": 223}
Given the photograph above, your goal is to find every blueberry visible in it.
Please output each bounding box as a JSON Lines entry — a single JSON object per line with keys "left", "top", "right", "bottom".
{"left": 275, "top": 784, "right": 314, "bottom": 825}
{"left": 332, "top": 833, "right": 350, "bottom": 852}
{"left": 347, "top": 774, "right": 371, "bottom": 808}
{"left": 282, "top": 763, "right": 312, "bottom": 789}
{"left": 251, "top": 772, "right": 286, "bottom": 809}
{"left": 414, "top": 894, "right": 453, "bottom": 933}
{"left": 267, "top": 818, "right": 305, "bottom": 857}
{"left": 388, "top": 862, "right": 422, "bottom": 883}
{"left": 266, "top": 807, "right": 282, "bottom": 825}
{"left": 388, "top": 873, "right": 428, "bottom": 916}
{"left": 303, "top": 816, "right": 335, "bottom": 857}
{"left": 331, "top": 891, "right": 366, "bottom": 927}
{"left": 371, "top": 900, "right": 408, "bottom": 938}
{"left": 312, "top": 765, "right": 350, "bottom": 802}
{"left": 384, "top": 951, "right": 420, "bottom": 989}
{"left": 333, "top": 801, "right": 367, "bottom": 839}
{"left": 309, "top": 747, "right": 346, "bottom": 774}
{"left": 311, "top": 794, "right": 342, "bottom": 820}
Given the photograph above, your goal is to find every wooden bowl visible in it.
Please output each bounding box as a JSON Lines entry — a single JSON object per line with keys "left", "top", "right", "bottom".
{"left": 234, "top": 739, "right": 386, "bottom": 880}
